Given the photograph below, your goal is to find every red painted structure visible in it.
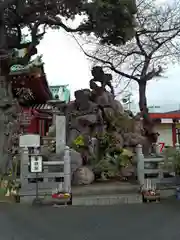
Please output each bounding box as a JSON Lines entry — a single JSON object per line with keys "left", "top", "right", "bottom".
{"left": 10, "top": 66, "right": 52, "bottom": 136}
{"left": 21, "top": 108, "right": 50, "bottom": 136}
{"left": 149, "top": 111, "right": 180, "bottom": 146}
{"left": 149, "top": 112, "right": 180, "bottom": 120}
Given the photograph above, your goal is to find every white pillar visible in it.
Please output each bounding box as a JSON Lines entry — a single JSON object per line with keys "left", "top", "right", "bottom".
{"left": 136, "top": 144, "right": 144, "bottom": 186}
{"left": 63, "top": 146, "right": 71, "bottom": 193}
{"left": 56, "top": 115, "right": 66, "bottom": 154}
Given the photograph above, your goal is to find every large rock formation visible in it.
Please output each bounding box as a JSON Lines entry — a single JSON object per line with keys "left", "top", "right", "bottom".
{"left": 45, "top": 67, "right": 145, "bottom": 184}
{"left": 65, "top": 67, "right": 144, "bottom": 151}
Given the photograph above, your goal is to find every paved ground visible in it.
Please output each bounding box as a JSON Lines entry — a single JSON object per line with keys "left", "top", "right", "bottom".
{"left": 1, "top": 202, "right": 180, "bottom": 240}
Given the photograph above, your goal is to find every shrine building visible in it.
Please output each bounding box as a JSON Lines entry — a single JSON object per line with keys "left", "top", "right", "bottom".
{"left": 150, "top": 111, "right": 180, "bottom": 147}
{"left": 10, "top": 62, "right": 70, "bottom": 136}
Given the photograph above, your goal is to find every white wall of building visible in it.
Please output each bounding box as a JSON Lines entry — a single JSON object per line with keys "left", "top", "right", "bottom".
{"left": 155, "top": 124, "right": 173, "bottom": 146}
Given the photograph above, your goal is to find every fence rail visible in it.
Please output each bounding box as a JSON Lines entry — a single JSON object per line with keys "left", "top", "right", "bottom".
{"left": 41, "top": 136, "right": 55, "bottom": 147}
{"left": 19, "top": 144, "right": 71, "bottom": 197}
{"left": 136, "top": 144, "right": 180, "bottom": 187}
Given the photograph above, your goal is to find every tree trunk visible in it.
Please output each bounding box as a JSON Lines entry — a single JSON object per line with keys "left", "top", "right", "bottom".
{"left": 0, "top": 13, "right": 20, "bottom": 175}
{"left": 138, "top": 81, "right": 158, "bottom": 156}
{"left": 138, "top": 81, "right": 147, "bottom": 112}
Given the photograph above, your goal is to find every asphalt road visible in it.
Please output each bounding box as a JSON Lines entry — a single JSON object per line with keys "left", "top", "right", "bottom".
{"left": 1, "top": 202, "right": 180, "bottom": 240}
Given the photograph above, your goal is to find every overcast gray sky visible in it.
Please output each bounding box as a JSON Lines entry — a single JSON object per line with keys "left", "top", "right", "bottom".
{"left": 37, "top": 0, "right": 180, "bottom": 112}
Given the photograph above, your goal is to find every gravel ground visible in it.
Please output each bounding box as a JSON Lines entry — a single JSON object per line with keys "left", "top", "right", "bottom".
{"left": 1, "top": 201, "right": 180, "bottom": 240}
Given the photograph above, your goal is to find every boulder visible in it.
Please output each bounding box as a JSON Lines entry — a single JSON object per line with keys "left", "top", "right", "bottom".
{"left": 95, "top": 91, "right": 112, "bottom": 107}
{"left": 72, "top": 166, "right": 95, "bottom": 185}
{"left": 103, "top": 107, "right": 115, "bottom": 121}
{"left": 76, "top": 114, "right": 97, "bottom": 125}
{"left": 123, "top": 132, "right": 144, "bottom": 146}
{"left": 70, "top": 149, "right": 83, "bottom": 173}
{"left": 120, "top": 165, "right": 135, "bottom": 177}
{"left": 42, "top": 148, "right": 83, "bottom": 174}
{"left": 67, "top": 128, "right": 81, "bottom": 146}
{"left": 114, "top": 100, "right": 124, "bottom": 114}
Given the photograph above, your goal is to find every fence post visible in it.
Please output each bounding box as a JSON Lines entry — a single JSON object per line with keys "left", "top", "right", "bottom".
{"left": 89, "top": 137, "right": 98, "bottom": 157}
{"left": 136, "top": 144, "right": 144, "bottom": 186}
{"left": 153, "top": 143, "right": 161, "bottom": 156}
{"left": 175, "top": 143, "right": 180, "bottom": 151}
{"left": 20, "top": 147, "right": 29, "bottom": 188}
{"left": 63, "top": 146, "right": 71, "bottom": 193}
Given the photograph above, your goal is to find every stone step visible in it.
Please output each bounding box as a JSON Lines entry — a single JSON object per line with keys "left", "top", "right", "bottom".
{"left": 72, "top": 194, "right": 142, "bottom": 206}
{"left": 72, "top": 182, "right": 140, "bottom": 196}
{"left": 20, "top": 193, "right": 142, "bottom": 205}
{"left": 72, "top": 188, "right": 176, "bottom": 206}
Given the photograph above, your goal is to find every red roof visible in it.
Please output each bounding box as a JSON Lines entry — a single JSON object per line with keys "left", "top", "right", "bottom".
{"left": 10, "top": 72, "right": 52, "bottom": 104}
{"left": 149, "top": 112, "right": 180, "bottom": 119}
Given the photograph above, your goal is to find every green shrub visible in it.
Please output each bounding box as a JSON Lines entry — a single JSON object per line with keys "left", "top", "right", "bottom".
{"left": 161, "top": 147, "right": 180, "bottom": 175}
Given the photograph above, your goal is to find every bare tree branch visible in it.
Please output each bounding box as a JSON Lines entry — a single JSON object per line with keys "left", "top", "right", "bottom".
{"left": 80, "top": 0, "right": 180, "bottom": 119}
{"left": 83, "top": 49, "right": 139, "bottom": 81}
{"left": 83, "top": 0, "right": 180, "bottom": 85}
{"left": 135, "top": 33, "right": 147, "bottom": 57}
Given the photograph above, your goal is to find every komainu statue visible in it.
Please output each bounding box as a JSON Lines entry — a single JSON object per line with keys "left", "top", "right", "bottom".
{"left": 91, "top": 66, "right": 115, "bottom": 96}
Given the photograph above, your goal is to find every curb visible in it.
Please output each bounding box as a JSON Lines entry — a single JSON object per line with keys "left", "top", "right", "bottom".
{"left": 72, "top": 189, "right": 177, "bottom": 206}
{"left": 12, "top": 188, "right": 178, "bottom": 206}
{"left": 72, "top": 194, "right": 142, "bottom": 206}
